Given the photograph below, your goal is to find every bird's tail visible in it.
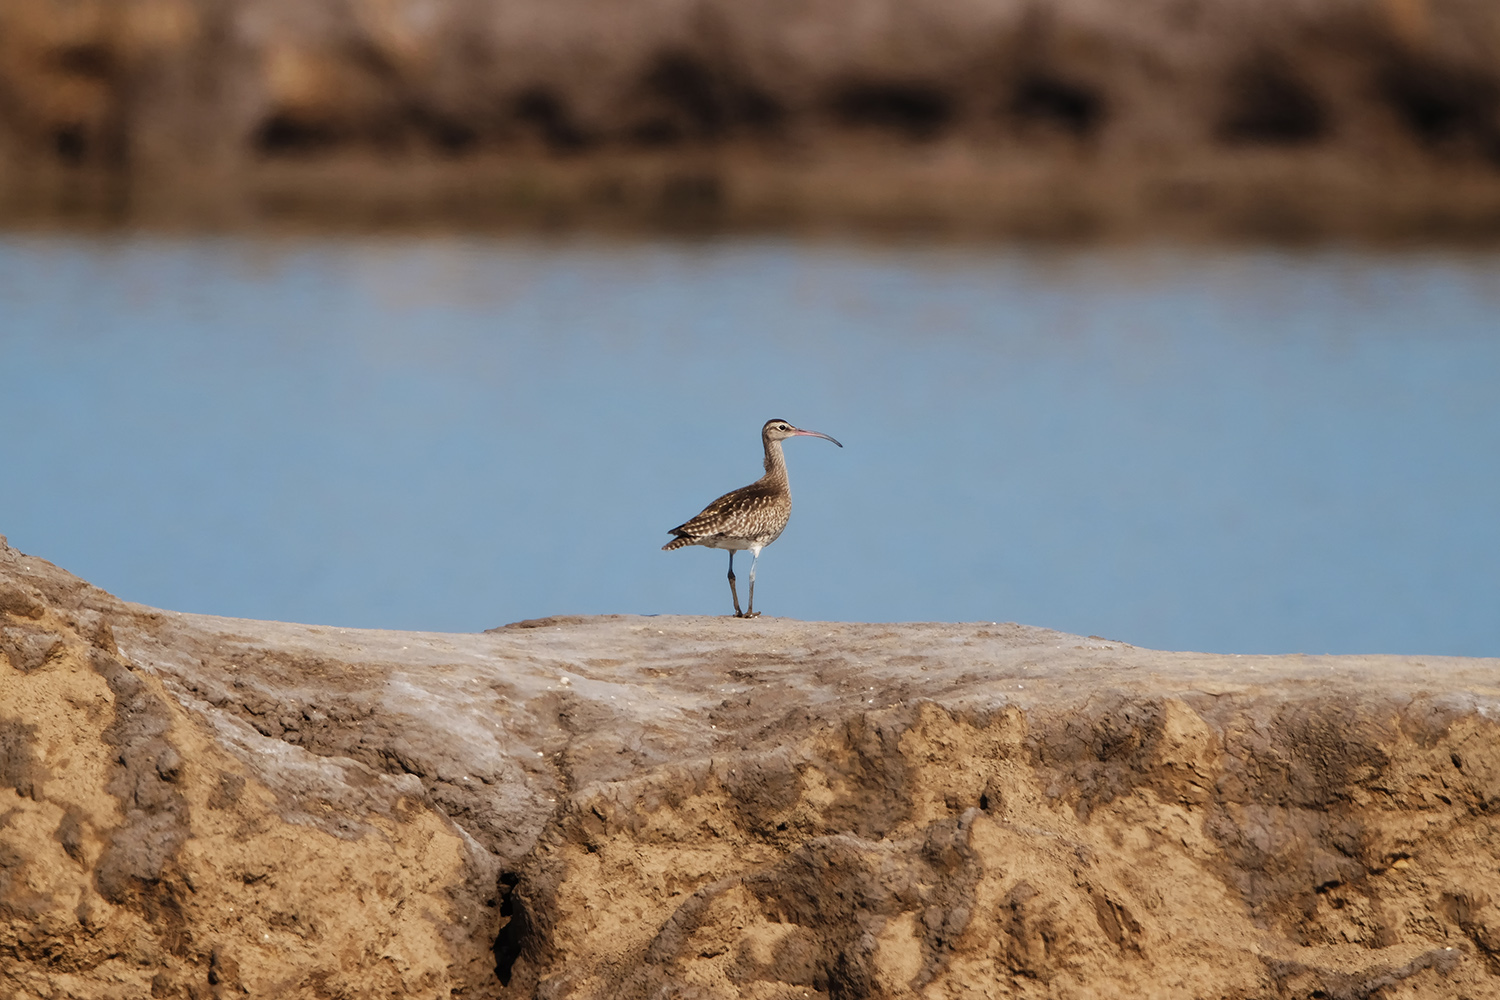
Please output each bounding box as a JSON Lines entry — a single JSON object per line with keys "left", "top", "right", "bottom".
{"left": 662, "top": 534, "right": 697, "bottom": 551}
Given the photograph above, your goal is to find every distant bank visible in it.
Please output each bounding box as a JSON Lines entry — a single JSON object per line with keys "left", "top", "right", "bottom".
{"left": 2, "top": 0, "right": 1499, "bottom": 238}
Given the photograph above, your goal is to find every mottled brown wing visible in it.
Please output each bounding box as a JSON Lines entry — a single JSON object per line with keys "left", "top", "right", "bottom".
{"left": 668, "top": 480, "right": 785, "bottom": 540}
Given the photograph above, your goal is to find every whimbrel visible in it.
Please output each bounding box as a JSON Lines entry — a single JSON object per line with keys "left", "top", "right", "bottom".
{"left": 663, "top": 418, "right": 842, "bottom": 618}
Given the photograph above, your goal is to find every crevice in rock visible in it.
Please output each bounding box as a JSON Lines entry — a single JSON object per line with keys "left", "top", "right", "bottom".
{"left": 493, "top": 871, "right": 527, "bottom": 986}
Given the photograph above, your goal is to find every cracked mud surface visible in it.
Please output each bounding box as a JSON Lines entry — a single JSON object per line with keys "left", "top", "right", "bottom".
{"left": 2, "top": 537, "right": 1499, "bottom": 998}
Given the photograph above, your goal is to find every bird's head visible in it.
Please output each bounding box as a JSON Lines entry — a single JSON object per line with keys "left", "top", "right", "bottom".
{"left": 762, "top": 418, "right": 842, "bottom": 448}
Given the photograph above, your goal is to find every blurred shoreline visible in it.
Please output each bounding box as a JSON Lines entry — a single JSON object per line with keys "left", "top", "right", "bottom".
{"left": 3, "top": 0, "right": 1500, "bottom": 240}
{"left": 6, "top": 148, "right": 1500, "bottom": 242}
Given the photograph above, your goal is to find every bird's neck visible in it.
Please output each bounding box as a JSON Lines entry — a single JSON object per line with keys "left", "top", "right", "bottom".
{"left": 761, "top": 437, "right": 789, "bottom": 484}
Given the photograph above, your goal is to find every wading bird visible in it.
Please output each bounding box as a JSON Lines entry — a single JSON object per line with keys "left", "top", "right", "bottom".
{"left": 663, "top": 418, "right": 842, "bottom": 617}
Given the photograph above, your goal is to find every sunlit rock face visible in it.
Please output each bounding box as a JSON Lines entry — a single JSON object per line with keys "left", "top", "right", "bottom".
{"left": 2, "top": 535, "right": 1499, "bottom": 999}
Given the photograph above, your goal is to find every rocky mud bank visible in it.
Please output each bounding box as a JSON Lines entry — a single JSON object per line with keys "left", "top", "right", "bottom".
{"left": 2, "top": 536, "right": 1500, "bottom": 998}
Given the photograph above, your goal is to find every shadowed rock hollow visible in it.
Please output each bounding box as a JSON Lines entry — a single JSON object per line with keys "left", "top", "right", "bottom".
{"left": 2, "top": 535, "right": 1499, "bottom": 998}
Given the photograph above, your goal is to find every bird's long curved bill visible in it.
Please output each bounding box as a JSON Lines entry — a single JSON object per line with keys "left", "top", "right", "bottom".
{"left": 792, "top": 429, "right": 843, "bottom": 448}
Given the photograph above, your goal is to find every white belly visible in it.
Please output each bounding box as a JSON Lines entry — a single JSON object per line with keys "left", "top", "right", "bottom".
{"left": 698, "top": 528, "right": 781, "bottom": 552}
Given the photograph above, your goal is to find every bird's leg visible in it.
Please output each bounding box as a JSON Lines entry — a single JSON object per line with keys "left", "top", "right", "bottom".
{"left": 727, "top": 550, "right": 745, "bottom": 617}
{"left": 745, "top": 550, "right": 761, "bottom": 618}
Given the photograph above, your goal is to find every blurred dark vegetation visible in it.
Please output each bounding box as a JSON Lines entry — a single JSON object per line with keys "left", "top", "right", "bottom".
{"left": 2, "top": 0, "right": 1499, "bottom": 238}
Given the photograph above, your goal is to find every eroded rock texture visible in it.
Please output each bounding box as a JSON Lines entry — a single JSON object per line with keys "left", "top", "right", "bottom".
{"left": 0, "top": 545, "right": 494, "bottom": 999}
{"left": 2, "top": 535, "right": 1499, "bottom": 998}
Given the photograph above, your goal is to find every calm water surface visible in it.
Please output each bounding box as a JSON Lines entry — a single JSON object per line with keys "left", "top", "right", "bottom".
{"left": 1, "top": 233, "right": 1497, "bottom": 655}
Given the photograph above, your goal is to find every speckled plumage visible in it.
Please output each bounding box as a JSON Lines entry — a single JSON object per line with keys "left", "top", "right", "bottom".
{"left": 664, "top": 418, "right": 842, "bottom": 618}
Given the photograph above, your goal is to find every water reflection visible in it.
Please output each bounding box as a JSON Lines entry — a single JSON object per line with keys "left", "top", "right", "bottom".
{"left": 1, "top": 234, "right": 1497, "bottom": 655}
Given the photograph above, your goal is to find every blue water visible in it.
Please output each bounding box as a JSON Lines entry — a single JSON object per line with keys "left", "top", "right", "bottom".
{"left": 1, "top": 233, "right": 1496, "bottom": 655}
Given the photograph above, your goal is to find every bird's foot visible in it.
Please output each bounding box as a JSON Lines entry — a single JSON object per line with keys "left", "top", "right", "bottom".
{"left": 735, "top": 610, "right": 762, "bottom": 619}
